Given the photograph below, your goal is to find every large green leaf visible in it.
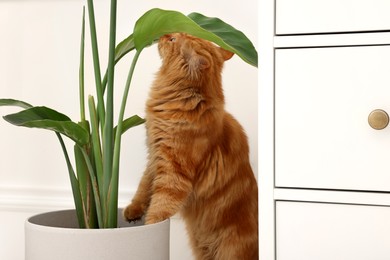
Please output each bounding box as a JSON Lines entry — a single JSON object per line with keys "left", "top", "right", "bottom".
{"left": 3, "top": 107, "right": 89, "bottom": 145}
{"left": 133, "top": 8, "right": 258, "bottom": 67}
{"left": 106, "top": 9, "right": 257, "bottom": 92}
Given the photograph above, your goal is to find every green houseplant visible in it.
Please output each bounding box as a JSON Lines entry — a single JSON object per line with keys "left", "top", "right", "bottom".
{"left": 0, "top": 0, "right": 257, "bottom": 231}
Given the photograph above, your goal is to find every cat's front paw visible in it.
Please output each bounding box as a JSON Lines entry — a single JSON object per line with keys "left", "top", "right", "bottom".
{"left": 123, "top": 203, "right": 145, "bottom": 222}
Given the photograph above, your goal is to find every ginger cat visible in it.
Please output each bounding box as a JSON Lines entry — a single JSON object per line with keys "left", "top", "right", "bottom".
{"left": 124, "top": 33, "right": 258, "bottom": 259}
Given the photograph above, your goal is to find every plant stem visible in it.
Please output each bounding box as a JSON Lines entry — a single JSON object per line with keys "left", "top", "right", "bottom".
{"left": 102, "top": 0, "right": 117, "bottom": 228}
{"left": 56, "top": 133, "right": 86, "bottom": 228}
{"left": 86, "top": 0, "right": 105, "bottom": 130}
{"left": 79, "top": 146, "right": 103, "bottom": 228}
{"left": 79, "top": 7, "right": 86, "bottom": 122}
{"left": 88, "top": 96, "right": 104, "bottom": 215}
{"left": 73, "top": 145, "right": 91, "bottom": 228}
{"left": 108, "top": 50, "right": 142, "bottom": 227}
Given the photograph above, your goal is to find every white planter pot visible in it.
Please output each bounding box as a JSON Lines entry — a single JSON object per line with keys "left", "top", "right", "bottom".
{"left": 25, "top": 209, "right": 170, "bottom": 260}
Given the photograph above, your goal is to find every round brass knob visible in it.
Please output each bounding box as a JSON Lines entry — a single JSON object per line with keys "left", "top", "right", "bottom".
{"left": 368, "top": 109, "right": 389, "bottom": 130}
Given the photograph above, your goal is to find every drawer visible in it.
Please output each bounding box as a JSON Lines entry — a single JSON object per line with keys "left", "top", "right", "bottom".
{"left": 276, "top": 201, "right": 390, "bottom": 260}
{"left": 275, "top": 45, "right": 390, "bottom": 191}
{"left": 276, "top": 0, "right": 390, "bottom": 35}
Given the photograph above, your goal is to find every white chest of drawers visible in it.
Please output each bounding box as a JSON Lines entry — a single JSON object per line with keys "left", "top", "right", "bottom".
{"left": 259, "top": 1, "right": 390, "bottom": 259}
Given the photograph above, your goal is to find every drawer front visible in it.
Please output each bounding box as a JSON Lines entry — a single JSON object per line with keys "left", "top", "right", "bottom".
{"left": 276, "top": 201, "right": 390, "bottom": 260}
{"left": 276, "top": 0, "right": 390, "bottom": 35}
{"left": 275, "top": 45, "right": 390, "bottom": 191}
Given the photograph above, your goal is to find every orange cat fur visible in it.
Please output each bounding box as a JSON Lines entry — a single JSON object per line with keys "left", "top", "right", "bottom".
{"left": 124, "top": 33, "right": 258, "bottom": 259}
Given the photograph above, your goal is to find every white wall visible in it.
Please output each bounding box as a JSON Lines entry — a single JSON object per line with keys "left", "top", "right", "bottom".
{"left": 0, "top": 0, "right": 258, "bottom": 259}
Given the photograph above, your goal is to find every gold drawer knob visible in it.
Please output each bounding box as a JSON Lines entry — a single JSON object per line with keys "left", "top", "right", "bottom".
{"left": 368, "top": 109, "right": 389, "bottom": 130}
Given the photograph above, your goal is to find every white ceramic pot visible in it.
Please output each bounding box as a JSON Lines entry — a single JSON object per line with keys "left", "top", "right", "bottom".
{"left": 25, "top": 209, "right": 170, "bottom": 260}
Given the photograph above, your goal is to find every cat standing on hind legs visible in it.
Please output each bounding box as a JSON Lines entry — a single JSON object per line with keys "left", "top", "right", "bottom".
{"left": 124, "top": 33, "right": 258, "bottom": 259}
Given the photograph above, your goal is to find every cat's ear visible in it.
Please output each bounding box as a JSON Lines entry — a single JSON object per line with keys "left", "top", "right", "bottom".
{"left": 219, "top": 47, "right": 234, "bottom": 61}
{"left": 191, "top": 54, "right": 209, "bottom": 70}
{"left": 183, "top": 48, "right": 209, "bottom": 70}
